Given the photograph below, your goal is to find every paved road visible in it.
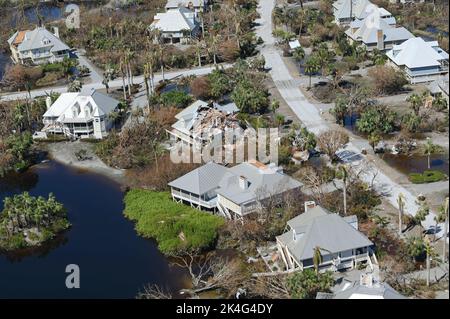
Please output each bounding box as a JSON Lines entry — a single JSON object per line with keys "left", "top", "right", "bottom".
{"left": 255, "top": 0, "right": 448, "bottom": 238}
{"left": 0, "top": 65, "right": 226, "bottom": 102}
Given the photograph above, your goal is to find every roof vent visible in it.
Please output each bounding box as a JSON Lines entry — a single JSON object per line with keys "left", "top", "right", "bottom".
{"left": 304, "top": 201, "right": 316, "bottom": 212}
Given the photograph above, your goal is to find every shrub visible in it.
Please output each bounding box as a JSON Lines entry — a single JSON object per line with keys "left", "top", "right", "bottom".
{"left": 36, "top": 72, "right": 61, "bottom": 87}
{"left": 368, "top": 65, "right": 408, "bottom": 95}
{"left": 190, "top": 76, "right": 211, "bottom": 100}
{"left": 159, "top": 90, "right": 193, "bottom": 108}
{"left": 287, "top": 269, "right": 334, "bottom": 299}
{"left": 123, "top": 190, "right": 225, "bottom": 254}
{"left": 409, "top": 170, "right": 447, "bottom": 184}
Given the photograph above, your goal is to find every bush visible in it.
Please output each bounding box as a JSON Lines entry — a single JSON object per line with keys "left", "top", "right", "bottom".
{"left": 287, "top": 269, "right": 334, "bottom": 299}
{"left": 36, "top": 72, "right": 61, "bottom": 87}
{"left": 409, "top": 170, "right": 447, "bottom": 184}
{"left": 123, "top": 190, "right": 225, "bottom": 254}
{"left": 159, "top": 90, "right": 193, "bottom": 108}
{"left": 368, "top": 65, "right": 408, "bottom": 95}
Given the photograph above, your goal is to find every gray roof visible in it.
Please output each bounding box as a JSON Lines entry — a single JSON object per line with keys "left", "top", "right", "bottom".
{"left": 333, "top": 281, "right": 406, "bottom": 299}
{"left": 213, "top": 102, "right": 239, "bottom": 114}
{"left": 216, "top": 162, "right": 303, "bottom": 205}
{"left": 165, "top": 0, "right": 205, "bottom": 9}
{"left": 346, "top": 12, "right": 413, "bottom": 44}
{"left": 8, "top": 27, "right": 69, "bottom": 53}
{"left": 169, "top": 161, "right": 302, "bottom": 204}
{"left": 87, "top": 90, "right": 121, "bottom": 116}
{"left": 333, "top": 0, "right": 372, "bottom": 20}
{"left": 277, "top": 206, "right": 373, "bottom": 262}
{"left": 168, "top": 161, "right": 229, "bottom": 195}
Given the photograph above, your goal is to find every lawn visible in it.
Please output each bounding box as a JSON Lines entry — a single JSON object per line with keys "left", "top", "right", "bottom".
{"left": 123, "top": 189, "right": 224, "bottom": 254}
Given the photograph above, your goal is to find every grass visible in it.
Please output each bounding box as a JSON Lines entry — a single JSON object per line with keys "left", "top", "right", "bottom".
{"left": 409, "top": 170, "right": 448, "bottom": 184}
{"left": 123, "top": 189, "right": 225, "bottom": 255}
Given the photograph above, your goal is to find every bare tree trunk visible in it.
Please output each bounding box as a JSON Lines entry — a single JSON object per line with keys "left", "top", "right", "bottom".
{"left": 343, "top": 179, "right": 347, "bottom": 216}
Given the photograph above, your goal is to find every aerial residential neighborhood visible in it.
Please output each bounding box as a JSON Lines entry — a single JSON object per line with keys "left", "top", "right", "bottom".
{"left": 0, "top": 0, "right": 448, "bottom": 303}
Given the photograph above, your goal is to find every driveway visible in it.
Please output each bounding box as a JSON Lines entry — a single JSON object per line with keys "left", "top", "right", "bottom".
{"left": 255, "top": 0, "right": 448, "bottom": 238}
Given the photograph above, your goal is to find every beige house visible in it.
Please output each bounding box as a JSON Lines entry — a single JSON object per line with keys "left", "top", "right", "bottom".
{"left": 7, "top": 27, "right": 70, "bottom": 65}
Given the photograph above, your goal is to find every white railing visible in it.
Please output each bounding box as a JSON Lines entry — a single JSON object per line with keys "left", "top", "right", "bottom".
{"left": 171, "top": 189, "right": 217, "bottom": 208}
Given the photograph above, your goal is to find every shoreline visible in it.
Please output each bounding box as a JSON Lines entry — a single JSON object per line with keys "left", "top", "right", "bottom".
{"left": 41, "top": 141, "right": 127, "bottom": 185}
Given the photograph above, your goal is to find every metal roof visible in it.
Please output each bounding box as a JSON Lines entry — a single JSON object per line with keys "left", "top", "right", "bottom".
{"left": 386, "top": 37, "right": 449, "bottom": 69}
{"left": 277, "top": 206, "right": 373, "bottom": 261}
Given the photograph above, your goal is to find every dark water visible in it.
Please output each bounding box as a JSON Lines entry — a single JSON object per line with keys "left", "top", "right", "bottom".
{"left": 0, "top": 51, "right": 10, "bottom": 80}
{"left": 0, "top": 161, "right": 187, "bottom": 298}
{"left": 379, "top": 153, "right": 449, "bottom": 176}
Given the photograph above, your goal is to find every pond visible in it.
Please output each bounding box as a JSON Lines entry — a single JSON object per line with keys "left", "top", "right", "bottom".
{"left": 378, "top": 153, "right": 449, "bottom": 176}
{"left": 0, "top": 51, "right": 10, "bottom": 80}
{"left": 0, "top": 161, "right": 188, "bottom": 298}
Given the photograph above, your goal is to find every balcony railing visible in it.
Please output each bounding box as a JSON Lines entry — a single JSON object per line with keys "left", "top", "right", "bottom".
{"left": 171, "top": 189, "right": 217, "bottom": 208}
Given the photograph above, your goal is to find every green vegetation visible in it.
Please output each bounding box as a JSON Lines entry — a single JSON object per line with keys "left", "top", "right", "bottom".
{"left": 0, "top": 192, "right": 69, "bottom": 251}
{"left": 287, "top": 269, "right": 334, "bottom": 299}
{"left": 159, "top": 90, "right": 193, "bottom": 108}
{"left": 356, "top": 105, "right": 397, "bottom": 135}
{"left": 408, "top": 170, "right": 448, "bottom": 184}
{"left": 123, "top": 190, "right": 224, "bottom": 254}
{"left": 0, "top": 95, "right": 59, "bottom": 176}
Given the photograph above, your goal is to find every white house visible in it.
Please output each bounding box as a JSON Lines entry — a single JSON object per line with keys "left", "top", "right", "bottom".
{"left": 168, "top": 161, "right": 303, "bottom": 220}
{"left": 276, "top": 203, "right": 374, "bottom": 272}
{"left": 386, "top": 37, "right": 449, "bottom": 84}
{"left": 165, "top": 0, "right": 209, "bottom": 13}
{"left": 150, "top": 7, "right": 200, "bottom": 44}
{"left": 7, "top": 26, "right": 70, "bottom": 65}
{"left": 345, "top": 7, "right": 413, "bottom": 51}
{"left": 333, "top": 0, "right": 372, "bottom": 26}
{"left": 42, "top": 88, "right": 120, "bottom": 139}
{"left": 317, "top": 273, "right": 406, "bottom": 299}
{"left": 167, "top": 100, "right": 240, "bottom": 149}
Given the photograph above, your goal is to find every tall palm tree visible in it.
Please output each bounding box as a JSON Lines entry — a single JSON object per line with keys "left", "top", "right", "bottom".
{"left": 397, "top": 193, "right": 405, "bottom": 235}
{"left": 423, "top": 138, "right": 437, "bottom": 169}
{"left": 208, "top": 33, "right": 220, "bottom": 66}
{"left": 442, "top": 197, "right": 449, "bottom": 262}
{"left": 424, "top": 237, "right": 434, "bottom": 287}
{"left": 293, "top": 46, "right": 305, "bottom": 70}
{"left": 339, "top": 165, "right": 348, "bottom": 216}
{"left": 304, "top": 57, "right": 319, "bottom": 89}
{"left": 312, "top": 246, "right": 332, "bottom": 274}
{"left": 407, "top": 93, "right": 423, "bottom": 116}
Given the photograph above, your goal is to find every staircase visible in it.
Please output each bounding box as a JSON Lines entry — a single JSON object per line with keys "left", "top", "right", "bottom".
{"left": 216, "top": 201, "right": 232, "bottom": 220}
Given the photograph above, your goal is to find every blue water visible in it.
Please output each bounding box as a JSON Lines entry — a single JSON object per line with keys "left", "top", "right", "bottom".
{"left": 0, "top": 161, "right": 187, "bottom": 298}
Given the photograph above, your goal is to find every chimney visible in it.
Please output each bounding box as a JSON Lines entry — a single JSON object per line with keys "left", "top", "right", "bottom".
{"left": 45, "top": 96, "right": 52, "bottom": 110}
{"left": 376, "top": 29, "right": 384, "bottom": 51}
{"left": 360, "top": 273, "right": 374, "bottom": 287}
{"left": 53, "top": 27, "right": 60, "bottom": 38}
{"left": 304, "top": 201, "right": 316, "bottom": 212}
{"left": 239, "top": 176, "right": 248, "bottom": 190}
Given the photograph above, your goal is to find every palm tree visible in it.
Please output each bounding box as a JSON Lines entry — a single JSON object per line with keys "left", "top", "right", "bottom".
{"left": 207, "top": 34, "right": 220, "bottom": 66}
{"left": 423, "top": 138, "right": 437, "bottom": 169}
{"left": 442, "top": 197, "right": 449, "bottom": 262}
{"left": 339, "top": 165, "right": 348, "bottom": 215}
{"left": 432, "top": 94, "right": 448, "bottom": 111}
{"left": 119, "top": 58, "right": 127, "bottom": 101}
{"left": 312, "top": 246, "right": 332, "bottom": 274}
{"left": 424, "top": 237, "right": 434, "bottom": 287}
{"left": 195, "top": 39, "right": 205, "bottom": 67}
{"left": 397, "top": 193, "right": 405, "bottom": 235}
{"left": 407, "top": 93, "right": 423, "bottom": 116}
{"left": 292, "top": 46, "right": 305, "bottom": 71}
{"left": 304, "top": 57, "right": 319, "bottom": 89}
